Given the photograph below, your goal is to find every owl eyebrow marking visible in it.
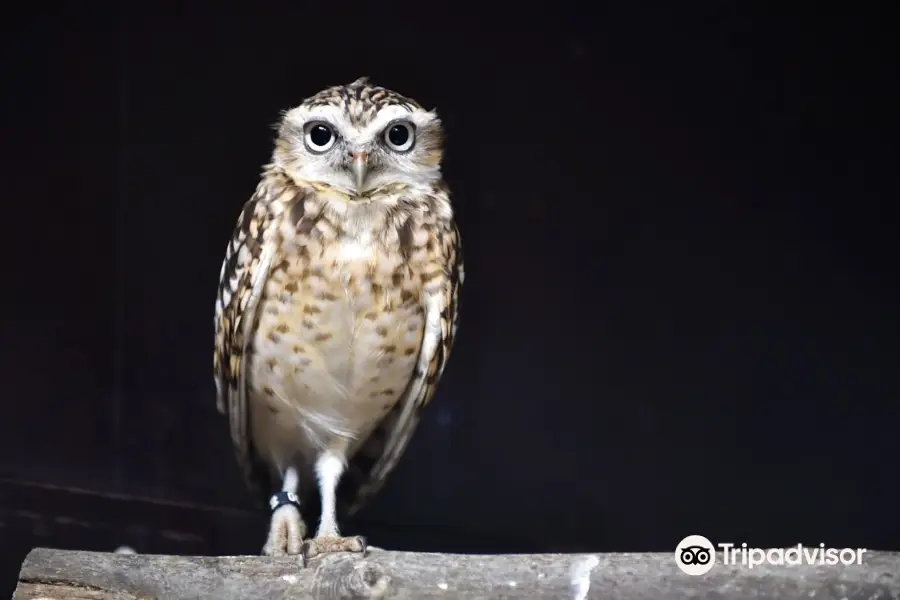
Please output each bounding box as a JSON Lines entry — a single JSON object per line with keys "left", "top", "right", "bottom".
{"left": 281, "top": 105, "right": 355, "bottom": 141}
{"left": 357, "top": 106, "right": 434, "bottom": 142}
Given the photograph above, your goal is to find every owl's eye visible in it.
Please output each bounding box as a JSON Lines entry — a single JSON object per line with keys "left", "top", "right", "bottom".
{"left": 383, "top": 121, "right": 415, "bottom": 152}
{"left": 304, "top": 121, "right": 336, "bottom": 152}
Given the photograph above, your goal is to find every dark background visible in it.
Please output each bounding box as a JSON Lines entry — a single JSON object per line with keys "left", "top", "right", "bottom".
{"left": 1, "top": 3, "right": 897, "bottom": 596}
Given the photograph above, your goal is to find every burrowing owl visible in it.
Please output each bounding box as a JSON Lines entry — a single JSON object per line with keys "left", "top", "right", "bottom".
{"left": 213, "top": 78, "right": 464, "bottom": 562}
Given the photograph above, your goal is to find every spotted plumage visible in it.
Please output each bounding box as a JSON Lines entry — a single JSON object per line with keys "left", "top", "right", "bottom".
{"left": 213, "top": 77, "right": 463, "bottom": 560}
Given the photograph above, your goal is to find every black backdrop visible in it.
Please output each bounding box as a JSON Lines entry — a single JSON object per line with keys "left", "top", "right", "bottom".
{"left": 1, "top": 4, "right": 897, "bottom": 596}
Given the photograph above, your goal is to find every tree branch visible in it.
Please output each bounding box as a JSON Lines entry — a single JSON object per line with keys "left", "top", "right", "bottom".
{"left": 14, "top": 547, "right": 900, "bottom": 599}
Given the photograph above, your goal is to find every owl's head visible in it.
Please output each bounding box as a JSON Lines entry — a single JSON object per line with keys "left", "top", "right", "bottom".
{"left": 273, "top": 78, "right": 444, "bottom": 197}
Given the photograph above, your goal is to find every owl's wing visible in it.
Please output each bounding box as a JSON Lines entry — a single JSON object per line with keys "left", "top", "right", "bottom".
{"left": 340, "top": 221, "right": 465, "bottom": 516}
{"left": 213, "top": 188, "right": 280, "bottom": 504}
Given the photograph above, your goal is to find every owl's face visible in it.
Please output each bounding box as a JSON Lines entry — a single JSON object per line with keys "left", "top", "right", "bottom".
{"left": 274, "top": 78, "right": 444, "bottom": 197}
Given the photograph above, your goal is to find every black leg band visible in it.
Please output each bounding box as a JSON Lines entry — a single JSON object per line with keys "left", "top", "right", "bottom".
{"left": 269, "top": 491, "right": 301, "bottom": 513}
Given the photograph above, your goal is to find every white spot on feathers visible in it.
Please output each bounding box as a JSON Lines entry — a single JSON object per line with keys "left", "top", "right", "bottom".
{"left": 570, "top": 555, "right": 598, "bottom": 600}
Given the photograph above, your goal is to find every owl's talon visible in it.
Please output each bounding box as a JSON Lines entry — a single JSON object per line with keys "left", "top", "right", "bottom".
{"left": 262, "top": 504, "right": 306, "bottom": 557}
{"left": 301, "top": 535, "right": 368, "bottom": 562}
{"left": 300, "top": 540, "right": 311, "bottom": 568}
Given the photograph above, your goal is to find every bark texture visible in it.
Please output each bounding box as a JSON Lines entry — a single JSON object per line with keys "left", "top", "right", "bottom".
{"left": 13, "top": 547, "right": 900, "bottom": 599}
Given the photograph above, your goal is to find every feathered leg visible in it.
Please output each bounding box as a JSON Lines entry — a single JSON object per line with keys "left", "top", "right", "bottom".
{"left": 301, "top": 448, "right": 367, "bottom": 562}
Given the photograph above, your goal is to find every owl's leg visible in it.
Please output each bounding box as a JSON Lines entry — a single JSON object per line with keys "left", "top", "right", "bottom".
{"left": 262, "top": 467, "right": 308, "bottom": 557}
{"left": 301, "top": 449, "right": 367, "bottom": 562}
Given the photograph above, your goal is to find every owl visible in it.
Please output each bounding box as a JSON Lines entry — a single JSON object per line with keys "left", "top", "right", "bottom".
{"left": 212, "top": 77, "right": 464, "bottom": 562}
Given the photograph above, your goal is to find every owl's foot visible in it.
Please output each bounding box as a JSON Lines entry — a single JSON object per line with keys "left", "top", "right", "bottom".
{"left": 262, "top": 504, "right": 308, "bottom": 557}
{"left": 301, "top": 535, "right": 368, "bottom": 564}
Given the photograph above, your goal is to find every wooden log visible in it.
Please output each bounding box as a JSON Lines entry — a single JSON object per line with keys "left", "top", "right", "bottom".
{"left": 13, "top": 546, "right": 900, "bottom": 599}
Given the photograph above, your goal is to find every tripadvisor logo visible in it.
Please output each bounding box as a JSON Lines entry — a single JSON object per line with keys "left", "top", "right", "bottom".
{"left": 720, "top": 543, "right": 867, "bottom": 568}
{"left": 675, "top": 536, "right": 867, "bottom": 575}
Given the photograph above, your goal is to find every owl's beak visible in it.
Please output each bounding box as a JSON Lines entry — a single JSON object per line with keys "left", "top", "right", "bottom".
{"left": 350, "top": 151, "right": 368, "bottom": 191}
